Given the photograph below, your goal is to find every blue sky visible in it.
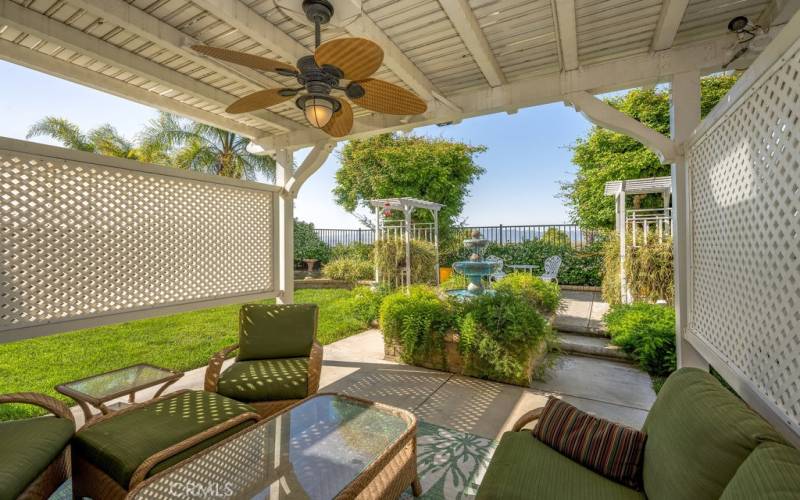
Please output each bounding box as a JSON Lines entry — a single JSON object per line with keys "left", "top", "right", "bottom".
{"left": 0, "top": 60, "right": 593, "bottom": 228}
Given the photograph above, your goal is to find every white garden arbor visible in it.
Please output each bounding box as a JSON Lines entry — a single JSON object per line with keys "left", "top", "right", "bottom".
{"left": 1, "top": 0, "right": 800, "bottom": 445}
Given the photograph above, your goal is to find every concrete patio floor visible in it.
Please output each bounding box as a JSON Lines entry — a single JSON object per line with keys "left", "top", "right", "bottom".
{"left": 69, "top": 327, "right": 655, "bottom": 440}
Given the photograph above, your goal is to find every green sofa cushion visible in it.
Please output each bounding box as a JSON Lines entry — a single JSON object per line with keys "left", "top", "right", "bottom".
{"left": 476, "top": 432, "right": 644, "bottom": 500}
{"left": 73, "top": 390, "right": 256, "bottom": 488}
{"left": 641, "top": 368, "right": 785, "bottom": 500}
{"left": 238, "top": 304, "right": 318, "bottom": 361}
{"left": 720, "top": 442, "right": 800, "bottom": 499}
{"left": 0, "top": 416, "right": 74, "bottom": 499}
{"left": 217, "top": 357, "right": 310, "bottom": 402}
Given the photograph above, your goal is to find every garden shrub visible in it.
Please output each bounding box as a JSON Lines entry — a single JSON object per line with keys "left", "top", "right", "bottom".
{"left": 344, "top": 286, "right": 386, "bottom": 324}
{"left": 493, "top": 273, "right": 561, "bottom": 315}
{"left": 331, "top": 242, "right": 373, "bottom": 261}
{"left": 294, "top": 219, "right": 331, "bottom": 265}
{"left": 379, "top": 286, "right": 453, "bottom": 363}
{"left": 458, "top": 291, "right": 550, "bottom": 385}
{"left": 322, "top": 257, "right": 373, "bottom": 282}
{"left": 602, "top": 235, "right": 621, "bottom": 304}
{"left": 604, "top": 302, "right": 676, "bottom": 376}
{"left": 374, "top": 238, "right": 437, "bottom": 285}
{"left": 602, "top": 232, "right": 674, "bottom": 304}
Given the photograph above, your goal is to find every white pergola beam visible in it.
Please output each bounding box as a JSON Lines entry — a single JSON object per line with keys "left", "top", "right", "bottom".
{"left": 0, "top": 0, "right": 300, "bottom": 133}
{"left": 652, "top": 0, "right": 690, "bottom": 51}
{"left": 566, "top": 91, "right": 678, "bottom": 163}
{"left": 553, "top": 0, "right": 579, "bottom": 70}
{"left": 0, "top": 38, "right": 264, "bottom": 139}
{"left": 191, "top": 0, "right": 309, "bottom": 63}
{"left": 439, "top": 0, "right": 506, "bottom": 86}
{"left": 284, "top": 141, "right": 335, "bottom": 197}
{"left": 68, "top": 0, "right": 291, "bottom": 113}
{"left": 256, "top": 35, "right": 735, "bottom": 151}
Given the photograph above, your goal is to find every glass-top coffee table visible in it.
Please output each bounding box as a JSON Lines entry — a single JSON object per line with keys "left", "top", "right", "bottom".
{"left": 129, "top": 393, "right": 421, "bottom": 500}
{"left": 55, "top": 363, "right": 183, "bottom": 422}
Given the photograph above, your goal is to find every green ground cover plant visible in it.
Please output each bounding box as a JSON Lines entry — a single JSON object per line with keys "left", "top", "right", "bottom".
{"left": 604, "top": 302, "right": 676, "bottom": 379}
{"left": 0, "top": 289, "right": 373, "bottom": 420}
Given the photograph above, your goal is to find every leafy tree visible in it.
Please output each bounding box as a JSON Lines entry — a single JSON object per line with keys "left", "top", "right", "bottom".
{"left": 139, "top": 112, "right": 274, "bottom": 181}
{"left": 334, "top": 133, "right": 486, "bottom": 232}
{"left": 294, "top": 219, "right": 331, "bottom": 265}
{"left": 560, "top": 75, "right": 738, "bottom": 230}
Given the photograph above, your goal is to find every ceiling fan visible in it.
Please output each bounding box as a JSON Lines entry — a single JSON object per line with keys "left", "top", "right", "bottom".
{"left": 191, "top": 0, "right": 427, "bottom": 138}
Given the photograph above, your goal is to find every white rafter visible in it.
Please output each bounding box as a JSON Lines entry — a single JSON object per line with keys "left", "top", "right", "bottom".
{"left": 190, "top": 0, "right": 309, "bottom": 64}
{"left": 438, "top": 0, "right": 505, "bottom": 87}
{"left": 0, "top": 0, "right": 302, "bottom": 133}
{"left": 0, "top": 39, "right": 263, "bottom": 138}
{"left": 254, "top": 34, "right": 735, "bottom": 151}
{"left": 553, "top": 0, "right": 579, "bottom": 70}
{"left": 68, "top": 0, "right": 288, "bottom": 102}
{"left": 652, "top": 0, "right": 690, "bottom": 51}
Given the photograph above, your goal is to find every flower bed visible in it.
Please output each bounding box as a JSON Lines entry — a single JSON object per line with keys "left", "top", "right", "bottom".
{"left": 380, "top": 274, "right": 560, "bottom": 386}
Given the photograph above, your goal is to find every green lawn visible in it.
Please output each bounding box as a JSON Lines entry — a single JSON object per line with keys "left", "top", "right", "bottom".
{"left": 0, "top": 288, "right": 368, "bottom": 420}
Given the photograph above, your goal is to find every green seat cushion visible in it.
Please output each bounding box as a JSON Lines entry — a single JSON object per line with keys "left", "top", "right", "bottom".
{"left": 217, "top": 357, "right": 310, "bottom": 402}
{"left": 0, "top": 416, "right": 74, "bottom": 499}
{"left": 238, "top": 303, "right": 318, "bottom": 360}
{"left": 642, "top": 368, "right": 785, "bottom": 500}
{"left": 476, "top": 432, "right": 644, "bottom": 500}
{"left": 73, "top": 390, "right": 256, "bottom": 488}
{"left": 720, "top": 442, "right": 800, "bottom": 499}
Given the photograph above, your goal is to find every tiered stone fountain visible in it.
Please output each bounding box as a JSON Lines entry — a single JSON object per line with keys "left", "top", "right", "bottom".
{"left": 447, "top": 229, "right": 502, "bottom": 299}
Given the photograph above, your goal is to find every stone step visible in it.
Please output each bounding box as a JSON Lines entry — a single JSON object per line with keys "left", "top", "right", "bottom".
{"left": 557, "top": 333, "right": 634, "bottom": 363}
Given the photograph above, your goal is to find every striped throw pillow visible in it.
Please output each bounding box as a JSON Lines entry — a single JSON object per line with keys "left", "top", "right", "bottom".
{"left": 532, "top": 397, "right": 647, "bottom": 489}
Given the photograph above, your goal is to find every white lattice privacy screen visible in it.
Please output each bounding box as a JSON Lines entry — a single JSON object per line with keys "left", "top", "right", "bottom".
{"left": 685, "top": 28, "right": 800, "bottom": 439}
{"left": 0, "top": 138, "right": 278, "bottom": 342}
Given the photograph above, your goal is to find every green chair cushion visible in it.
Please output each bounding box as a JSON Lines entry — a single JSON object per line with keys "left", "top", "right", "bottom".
{"left": 641, "top": 368, "right": 785, "bottom": 500}
{"left": 238, "top": 303, "right": 318, "bottom": 361}
{"left": 720, "top": 442, "right": 800, "bottom": 500}
{"left": 73, "top": 390, "right": 256, "bottom": 488}
{"left": 0, "top": 416, "right": 74, "bottom": 499}
{"left": 476, "top": 432, "right": 644, "bottom": 500}
{"left": 217, "top": 357, "right": 310, "bottom": 402}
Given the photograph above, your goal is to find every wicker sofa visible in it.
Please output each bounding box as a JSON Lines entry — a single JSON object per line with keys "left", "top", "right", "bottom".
{"left": 477, "top": 368, "right": 800, "bottom": 499}
{"left": 0, "top": 393, "right": 75, "bottom": 500}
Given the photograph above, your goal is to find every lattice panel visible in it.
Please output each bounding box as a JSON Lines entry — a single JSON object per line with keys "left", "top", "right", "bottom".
{"left": 687, "top": 43, "right": 800, "bottom": 428}
{"left": 0, "top": 148, "right": 274, "bottom": 335}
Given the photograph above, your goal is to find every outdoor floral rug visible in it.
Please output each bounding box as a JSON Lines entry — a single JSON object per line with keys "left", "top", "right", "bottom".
{"left": 401, "top": 421, "right": 498, "bottom": 500}
{"left": 50, "top": 421, "right": 496, "bottom": 499}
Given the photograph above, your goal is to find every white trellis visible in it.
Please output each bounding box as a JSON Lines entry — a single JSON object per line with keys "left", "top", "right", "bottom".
{"left": 369, "top": 197, "right": 443, "bottom": 288}
{"left": 604, "top": 176, "right": 672, "bottom": 303}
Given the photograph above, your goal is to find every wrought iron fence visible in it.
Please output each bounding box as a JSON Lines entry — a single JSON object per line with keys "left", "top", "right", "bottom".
{"left": 315, "top": 224, "right": 599, "bottom": 249}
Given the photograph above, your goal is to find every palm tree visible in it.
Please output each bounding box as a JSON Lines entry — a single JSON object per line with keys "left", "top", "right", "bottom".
{"left": 26, "top": 117, "right": 96, "bottom": 152}
{"left": 139, "top": 112, "right": 275, "bottom": 181}
{"left": 26, "top": 117, "right": 169, "bottom": 164}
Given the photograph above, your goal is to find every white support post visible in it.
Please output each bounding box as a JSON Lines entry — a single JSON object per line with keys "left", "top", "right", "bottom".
{"left": 404, "top": 206, "right": 413, "bottom": 289}
{"left": 617, "top": 192, "right": 629, "bottom": 303}
{"left": 433, "top": 210, "right": 440, "bottom": 286}
{"left": 276, "top": 149, "right": 295, "bottom": 305}
{"left": 671, "top": 70, "right": 708, "bottom": 370}
{"left": 374, "top": 206, "right": 381, "bottom": 284}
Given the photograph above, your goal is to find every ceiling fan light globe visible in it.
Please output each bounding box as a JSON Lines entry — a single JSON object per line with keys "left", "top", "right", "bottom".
{"left": 304, "top": 96, "right": 334, "bottom": 128}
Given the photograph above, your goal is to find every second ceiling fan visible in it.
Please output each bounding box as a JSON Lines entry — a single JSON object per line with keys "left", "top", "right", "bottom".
{"left": 192, "top": 0, "right": 428, "bottom": 138}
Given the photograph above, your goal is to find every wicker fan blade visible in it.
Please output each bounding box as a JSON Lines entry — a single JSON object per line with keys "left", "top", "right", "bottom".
{"left": 352, "top": 79, "right": 427, "bottom": 115}
{"left": 192, "top": 45, "right": 297, "bottom": 74}
{"left": 226, "top": 90, "right": 293, "bottom": 114}
{"left": 322, "top": 99, "right": 354, "bottom": 138}
{"left": 314, "top": 38, "right": 383, "bottom": 81}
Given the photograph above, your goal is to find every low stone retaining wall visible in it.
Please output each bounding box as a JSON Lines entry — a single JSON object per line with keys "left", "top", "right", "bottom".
{"left": 384, "top": 332, "right": 548, "bottom": 387}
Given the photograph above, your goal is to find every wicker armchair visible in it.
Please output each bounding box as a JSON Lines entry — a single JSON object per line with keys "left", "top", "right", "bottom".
{"left": 205, "top": 303, "right": 323, "bottom": 418}
{"left": 0, "top": 392, "right": 75, "bottom": 500}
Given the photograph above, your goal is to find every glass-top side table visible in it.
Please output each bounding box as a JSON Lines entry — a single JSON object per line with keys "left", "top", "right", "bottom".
{"left": 129, "top": 393, "right": 421, "bottom": 499}
{"left": 56, "top": 363, "right": 183, "bottom": 421}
